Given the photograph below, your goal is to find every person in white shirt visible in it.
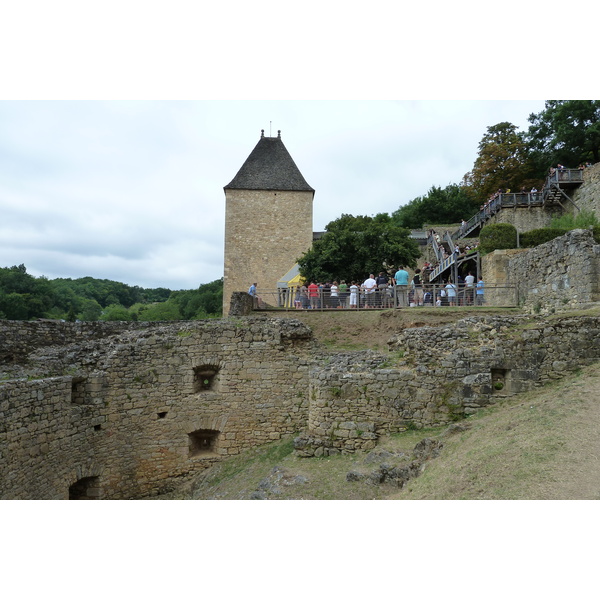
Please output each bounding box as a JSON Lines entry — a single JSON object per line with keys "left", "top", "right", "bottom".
{"left": 464, "top": 272, "right": 475, "bottom": 305}
{"left": 445, "top": 280, "right": 457, "bottom": 306}
{"left": 363, "top": 274, "right": 377, "bottom": 308}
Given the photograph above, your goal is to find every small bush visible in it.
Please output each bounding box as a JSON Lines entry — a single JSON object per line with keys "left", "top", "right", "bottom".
{"left": 479, "top": 223, "right": 518, "bottom": 254}
{"left": 550, "top": 209, "right": 598, "bottom": 229}
{"left": 520, "top": 228, "right": 569, "bottom": 248}
{"left": 593, "top": 225, "right": 600, "bottom": 244}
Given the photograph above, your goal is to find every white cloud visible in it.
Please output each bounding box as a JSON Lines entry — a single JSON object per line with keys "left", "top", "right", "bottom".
{"left": 0, "top": 100, "right": 548, "bottom": 289}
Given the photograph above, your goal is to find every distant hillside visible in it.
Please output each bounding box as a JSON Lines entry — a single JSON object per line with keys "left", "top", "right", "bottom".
{"left": 0, "top": 264, "right": 223, "bottom": 321}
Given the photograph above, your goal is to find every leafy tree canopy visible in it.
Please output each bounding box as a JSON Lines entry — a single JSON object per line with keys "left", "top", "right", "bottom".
{"left": 526, "top": 100, "right": 600, "bottom": 173}
{"left": 463, "top": 122, "right": 539, "bottom": 201}
{"left": 298, "top": 213, "right": 420, "bottom": 283}
{"left": 391, "top": 183, "right": 478, "bottom": 229}
{"left": 99, "top": 303, "right": 134, "bottom": 321}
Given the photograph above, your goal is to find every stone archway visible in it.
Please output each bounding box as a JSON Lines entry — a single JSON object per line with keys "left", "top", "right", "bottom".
{"left": 69, "top": 476, "right": 100, "bottom": 499}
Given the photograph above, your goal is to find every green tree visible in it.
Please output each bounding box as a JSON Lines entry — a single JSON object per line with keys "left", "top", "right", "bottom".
{"left": 479, "top": 223, "right": 518, "bottom": 254}
{"left": 80, "top": 298, "right": 103, "bottom": 321}
{"left": 0, "top": 265, "right": 55, "bottom": 319}
{"left": 297, "top": 213, "right": 420, "bottom": 283}
{"left": 391, "top": 183, "right": 479, "bottom": 229}
{"left": 526, "top": 100, "right": 600, "bottom": 172}
{"left": 99, "top": 303, "right": 133, "bottom": 321}
{"left": 136, "top": 301, "right": 182, "bottom": 321}
{"left": 169, "top": 279, "right": 223, "bottom": 319}
{"left": 463, "top": 122, "right": 538, "bottom": 201}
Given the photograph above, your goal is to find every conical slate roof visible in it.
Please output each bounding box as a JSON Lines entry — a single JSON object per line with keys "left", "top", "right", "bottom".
{"left": 224, "top": 131, "right": 314, "bottom": 192}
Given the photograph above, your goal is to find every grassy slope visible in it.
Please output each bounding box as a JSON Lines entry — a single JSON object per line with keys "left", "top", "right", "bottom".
{"left": 176, "top": 360, "right": 600, "bottom": 500}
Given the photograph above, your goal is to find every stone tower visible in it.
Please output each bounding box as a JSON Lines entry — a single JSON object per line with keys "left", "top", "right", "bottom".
{"left": 223, "top": 130, "right": 315, "bottom": 314}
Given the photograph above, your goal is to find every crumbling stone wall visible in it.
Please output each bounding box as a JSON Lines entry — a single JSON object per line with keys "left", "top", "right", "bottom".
{"left": 4, "top": 312, "right": 600, "bottom": 496}
{"left": 1, "top": 317, "right": 314, "bottom": 499}
{"left": 296, "top": 315, "right": 600, "bottom": 456}
{"left": 507, "top": 228, "right": 600, "bottom": 313}
{"left": 0, "top": 320, "right": 159, "bottom": 365}
{"left": 573, "top": 162, "right": 600, "bottom": 216}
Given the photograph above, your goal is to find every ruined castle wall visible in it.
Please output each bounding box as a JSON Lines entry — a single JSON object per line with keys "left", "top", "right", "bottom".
{"left": 0, "top": 377, "right": 103, "bottom": 499}
{"left": 0, "top": 318, "right": 314, "bottom": 499}
{"left": 573, "top": 162, "right": 600, "bottom": 216}
{"left": 297, "top": 352, "right": 450, "bottom": 456}
{"left": 0, "top": 320, "right": 161, "bottom": 364}
{"left": 507, "top": 228, "right": 600, "bottom": 312}
{"left": 391, "top": 315, "right": 600, "bottom": 396}
{"left": 6, "top": 313, "right": 600, "bottom": 491}
{"left": 297, "top": 315, "right": 600, "bottom": 456}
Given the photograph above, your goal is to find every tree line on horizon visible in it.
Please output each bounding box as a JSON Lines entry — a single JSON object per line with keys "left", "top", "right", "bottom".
{"left": 0, "top": 264, "right": 223, "bottom": 322}
{"left": 297, "top": 100, "right": 600, "bottom": 284}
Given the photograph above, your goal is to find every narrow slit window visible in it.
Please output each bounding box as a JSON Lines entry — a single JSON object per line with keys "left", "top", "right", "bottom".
{"left": 71, "top": 377, "right": 86, "bottom": 404}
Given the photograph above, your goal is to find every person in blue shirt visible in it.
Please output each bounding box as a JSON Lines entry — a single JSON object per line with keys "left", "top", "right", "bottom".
{"left": 394, "top": 266, "right": 409, "bottom": 307}
{"left": 248, "top": 282, "right": 258, "bottom": 308}
{"left": 476, "top": 276, "right": 485, "bottom": 305}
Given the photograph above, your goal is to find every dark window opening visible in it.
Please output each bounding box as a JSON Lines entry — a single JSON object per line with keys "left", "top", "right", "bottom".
{"left": 491, "top": 368, "right": 509, "bottom": 392}
{"left": 188, "top": 429, "right": 220, "bottom": 457}
{"left": 93, "top": 424, "right": 102, "bottom": 431}
{"left": 69, "top": 476, "right": 100, "bottom": 500}
{"left": 71, "top": 377, "right": 86, "bottom": 404}
{"left": 193, "top": 365, "right": 219, "bottom": 392}
{"left": 157, "top": 412, "right": 168, "bottom": 419}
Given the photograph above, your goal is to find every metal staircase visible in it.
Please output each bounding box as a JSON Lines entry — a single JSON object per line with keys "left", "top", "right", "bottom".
{"left": 450, "top": 168, "right": 584, "bottom": 242}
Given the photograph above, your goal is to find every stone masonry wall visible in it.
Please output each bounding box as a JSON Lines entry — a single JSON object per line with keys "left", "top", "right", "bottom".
{"left": 0, "top": 320, "right": 161, "bottom": 364}
{"left": 1, "top": 317, "right": 314, "bottom": 499}
{"left": 295, "top": 314, "right": 600, "bottom": 456}
{"left": 223, "top": 188, "right": 313, "bottom": 314}
{"left": 573, "top": 162, "right": 600, "bottom": 216}
{"left": 5, "top": 313, "right": 600, "bottom": 493}
{"left": 486, "top": 204, "right": 563, "bottom": 232}
{"left": 507, "top": 228, "right": 600, "bottom": 313}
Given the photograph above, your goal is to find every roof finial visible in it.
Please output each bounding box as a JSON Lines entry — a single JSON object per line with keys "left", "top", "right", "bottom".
{"left": 277, "top": 130, "right": 281, "bottom": 139}
{"left": 260, "top": 129, "right": 264, "bottom": 138}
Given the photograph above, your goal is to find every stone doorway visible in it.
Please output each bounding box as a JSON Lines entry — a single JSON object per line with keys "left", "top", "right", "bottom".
{"left": 69, "top": 476, "right": 100, "bottom": 499}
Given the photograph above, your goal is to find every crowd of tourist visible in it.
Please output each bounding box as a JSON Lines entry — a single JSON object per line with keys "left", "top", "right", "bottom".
{"left": 285, "top": 267, "right": 485, "bottom": 310}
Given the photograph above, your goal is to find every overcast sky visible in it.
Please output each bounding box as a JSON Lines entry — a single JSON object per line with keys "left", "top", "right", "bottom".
{"left": 0, "top": 100, "right": 548, "bottom": 289}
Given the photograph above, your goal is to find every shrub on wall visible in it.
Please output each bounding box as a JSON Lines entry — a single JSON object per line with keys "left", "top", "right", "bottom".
{"left": 479, "top": 223, "right": 518, "bottom": 254}
{"left": 520, "top": 228, "right": 569, "bottom": 248}
{"left": 593, "top": 225, "right": 600, "bottom": 244}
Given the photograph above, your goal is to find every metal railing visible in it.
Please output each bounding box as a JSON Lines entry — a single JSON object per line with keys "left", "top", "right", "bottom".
{"left": 450, "top": 168, "right": 585, "bottom": 241}
{"left": 252, "top": 284, "right": 518, "bottom": 310}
